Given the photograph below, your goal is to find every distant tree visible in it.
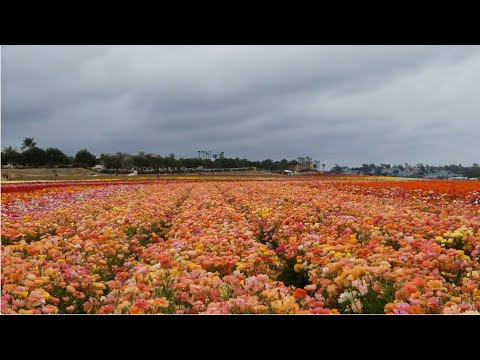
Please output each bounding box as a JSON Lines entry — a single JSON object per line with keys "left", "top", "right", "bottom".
{"left": 260, "top": 159, "right": 274, "bottom": 170}
{"left": 133, "top": 152, "right": 149, "bottom": 169}
{"left": 1, "top": 146, "right": 21, "bottom": 165}
{"left": 45, "top": 147, "right": 71, "bottom": 166}
{"left": 99, "top": 153, "right": 121, "bottom": 169}
{"left": 331, "top": 164, "right": 342, "bottom": 173}
{"left": 466, "top": 167, "right": 480, "bottom": 178}
{"left": 20, "top": 147, "right": 47, "bottom": 166}
{"left": 164, "top": 153, "right": 176, "bottom": 169}
{"left": 416, "top": 163, "right": 426, "bottom": 175}
{"left": 75, "top": 149, "right": 96, "bottom": 167}
{"left": 287, "top": 160, "right": 298, "bottom": 168}
{"left": 114, "top": 152, "right": 133, "bottom": 170}
{"left": 21, "top": 137, "right": 37, "bottom": 151}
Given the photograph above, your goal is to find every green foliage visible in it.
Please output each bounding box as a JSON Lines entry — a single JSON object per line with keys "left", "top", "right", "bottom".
{"left": 50, "top": 283, "right": 88, "bottom": 314}
{"left": 75, "top": 149, "right": 96, "bottom": 167}
{"left": 20, "top": 147, "right": 47, "bottom": 166}
{"left": 277, "top": 257, "right": 309, "bottom": 288}
{"left": 360, "top": 280, "right": 396, "bottom": 314}
{"left": 45, "top": 147, "right": 71, "bottom": 166}
{"left": 21, "top": 137, "right": 37, "bottom": 151}
{"left": 1, "top": 146, "right": 21, "bottom": 164}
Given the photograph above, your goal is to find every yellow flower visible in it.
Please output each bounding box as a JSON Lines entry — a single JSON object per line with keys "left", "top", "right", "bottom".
{"left": 39, "top": 289, "right": 51, "bottom": 300}
{"left": 170, "top": 267, "right": 179, "bottom": 277}
{"left": 452, "top": 232, "right": 463, "bottom": 239}
{"left": 92, "top": 282, "right": 106, "bottom": 290}
{"left": 450, "top": 296, "right": 461, "bottom": 303}
{"left": 187, "top": 262, "right": 200, "bottom": 271}
{"left": 294, "top": 263, "right": 304, "bottom": 273}
{"left": 236, "top": 262, "right": 245, "bottom": 271}
{"left": 18, "top": 291, "right": 29, "bottom": 299}
{"left": 57, "top": 258, "right": 65, "bottom": 263}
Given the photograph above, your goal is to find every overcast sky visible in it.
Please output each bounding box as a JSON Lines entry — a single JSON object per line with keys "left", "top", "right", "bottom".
{"left": 2, "top": 45, "right": 479, "bottom": 167}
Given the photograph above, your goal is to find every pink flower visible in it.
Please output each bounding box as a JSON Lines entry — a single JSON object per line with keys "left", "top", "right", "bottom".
{"left": 134, "top": 299, "right": 150, "bottom": 311}
{"left": 99, "top": 304, "right": 114, "bottom": 314}
{"left": 443, "top": 304, "right": 462, "bottom": 314}
{"left": 393, "top": 302, "right": 411, "bottom": 314}
{"left": 358, "top": 285, "right": 368, "bottom": 296}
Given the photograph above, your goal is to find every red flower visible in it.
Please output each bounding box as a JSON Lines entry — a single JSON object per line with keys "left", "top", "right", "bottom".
{"left": 294, "top": 288, "right": 307, "bottom": 299}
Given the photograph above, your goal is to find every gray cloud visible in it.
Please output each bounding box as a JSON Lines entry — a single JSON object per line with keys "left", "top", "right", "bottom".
{"left": 2, "top": 45, "right": 480, "bottom": 168}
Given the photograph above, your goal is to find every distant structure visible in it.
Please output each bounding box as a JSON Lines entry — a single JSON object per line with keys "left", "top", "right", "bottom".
{"left": 92, "top": 164, "right": 105, "bottom": 171}
{"left": 295, "top": 156, "right": 316, "bottom": 171}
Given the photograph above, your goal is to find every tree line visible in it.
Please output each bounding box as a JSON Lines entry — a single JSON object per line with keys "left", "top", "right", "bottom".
{"left": 330, "top": 162, "right": 480, "bottom": 178}
{"left": 4, "top": 137, "right": 477, "bottom": 177}
{"left": 1, "top": 138, "right": 304, "bottom": 172}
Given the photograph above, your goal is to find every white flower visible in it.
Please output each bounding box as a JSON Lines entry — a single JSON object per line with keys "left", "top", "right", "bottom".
{"left": 338, "top": 291, "right": 353, "bottom": 304}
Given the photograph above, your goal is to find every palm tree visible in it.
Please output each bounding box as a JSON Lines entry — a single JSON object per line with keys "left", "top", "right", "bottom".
{"left": 322, "top": 163, "right": 326, "bottom": 173}
{"left": 21, "top": 137, "right": 36, "bottom": 151}
{"left": 198, "top": 150, "right": 201, "bottom": 159}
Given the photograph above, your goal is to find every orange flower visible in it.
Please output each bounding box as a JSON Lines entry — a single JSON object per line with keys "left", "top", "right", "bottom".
{"left": 152, "top": 297, "right": 169, "bottom": 308}
{"left": 129, "top": 305, "right": 144, "bottom": 314}
{"left": 384, "top": 303, "right": 395, "bottom": 314}
{"left": 427, "top": 280, "right": 443, "bottom": 291}
{"left": 408, "top": 305, "right": 425, "bottom": 314}
{"left": 294, "top": 288, "right": 307, "bottom": 299}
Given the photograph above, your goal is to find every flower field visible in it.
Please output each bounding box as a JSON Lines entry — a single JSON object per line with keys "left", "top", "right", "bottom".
{"left": 2, "top": 178, "right": 480, "bottom": 314}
